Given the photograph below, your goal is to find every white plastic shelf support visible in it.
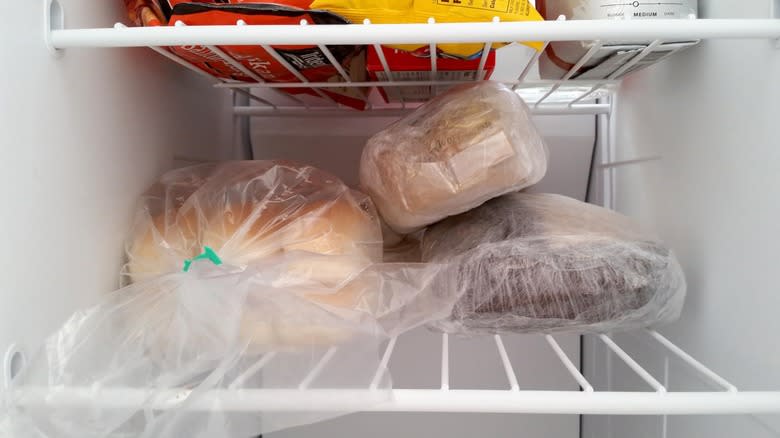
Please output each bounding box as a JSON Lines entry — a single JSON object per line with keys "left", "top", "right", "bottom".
{"left": 645, "top": 330, "right": 738, "bottom": 393}
{"left": 546, "top": 335, "right": 593, "bottom": 392}
{"left": 494, "top": 335, "right": 520, "bottom": 391}
{"left": 441, "top": 334, "right": 450, "bottom": 391}
{"left": 299, "top": 347, "right": 337, "bottom": 390}
{"left": 515, "top": 14, "right": 564, "bottom": 90}
{"left": 600, "top": 334, "right": 666, "bottom": 393}
{"left": 370, "top": 337, "right": 397, "bottom": 390}
{"left": 535, "top": 40, "right": 603, "bottom": 107}
{"left": 476, "top": 16, "right": 499, "bottom": 81}
{"left": 229, "top": 352, "right": 276, "bottom": 390}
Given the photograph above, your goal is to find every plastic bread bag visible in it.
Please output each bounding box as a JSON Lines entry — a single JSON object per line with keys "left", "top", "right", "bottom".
{"left": 421, "top": 193, "right": 687, "bottom": 335}
{"left": 1, "top": 161, "right": 458, "bottom": 437}
{"left": 359, "top": 81, "right": 548, "bottom": 234}
{"left": 309, "top": 0, "right": 544, "bottom": 59}
{"left": 1, "top": 263, "right": 398, "bottom": 438}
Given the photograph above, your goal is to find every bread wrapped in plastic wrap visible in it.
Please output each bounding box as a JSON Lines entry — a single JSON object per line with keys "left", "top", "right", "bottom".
{"left": 1, "top": 161, "right": 457, "bottom": 437}
{"left": 359, "top": 81, "right": 548, "bottom": 234}
{"left": 421, "top": 193, "right": 686, "bottom": 334}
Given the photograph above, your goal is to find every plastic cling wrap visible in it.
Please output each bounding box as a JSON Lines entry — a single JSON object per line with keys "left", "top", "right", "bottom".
{"left": 1, "top": 161, "right": 458, "bottom": 437}
{"left": 2, "top": 269, "right": 391, "bottom": 437}
{"left": 359, "top": 81, "right": 548, "bottom": 234}
{"left": 421, "top": 193, "right": 686, "bottom": 335}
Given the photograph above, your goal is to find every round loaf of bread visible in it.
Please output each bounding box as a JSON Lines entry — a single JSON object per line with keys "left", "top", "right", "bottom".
{"left": 124, "top": 161, "right": 382, "bottom": 349}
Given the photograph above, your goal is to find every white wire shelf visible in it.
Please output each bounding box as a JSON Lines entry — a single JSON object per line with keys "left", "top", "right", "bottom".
{"left": 13, "top": 330, "right": 780, "bottom": 415}
{"left": 47, "top": 17, "right": 780, "bottom": 114}
{"left": 50, "top": 19, "right": 780, "bottom": 48}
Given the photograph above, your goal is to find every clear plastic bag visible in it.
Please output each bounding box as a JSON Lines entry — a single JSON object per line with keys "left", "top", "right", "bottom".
{"left": 124, "top": 160, "right": 382, "bottom": 287}
{"left": 421, "top": 193, "right": 686, "bottom": 335}
{"left": 3, "top": 266, "right": 390, "bottom": 437}
{"left": 1, "top": 161, "right": 455, "bottom": 437}
{"left": 359, "top": 81, "right": 548, "bottom": 234}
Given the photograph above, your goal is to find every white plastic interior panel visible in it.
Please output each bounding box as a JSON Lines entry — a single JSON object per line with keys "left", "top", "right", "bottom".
{"left": 584, "top": 0, "right": 780, "bottom": 436}
{"left": 250, "top": 110, "right": 596, "bottom": 200}
{"left": 0, "top": 0, "right": 232, "bottom": 373}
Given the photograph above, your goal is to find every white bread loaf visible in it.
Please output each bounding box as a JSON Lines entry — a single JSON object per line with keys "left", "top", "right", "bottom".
{"left": 125, "top": 161, "right": 383, "bottom": 349}
{"left": 359, "top": 81, "right": 547, "bottom": 234}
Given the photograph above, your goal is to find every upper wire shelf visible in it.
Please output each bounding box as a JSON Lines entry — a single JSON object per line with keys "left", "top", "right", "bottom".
{"left": 50, "top": 19, "right": 780, "bottom": 48}
{"left": 47, "top": 18, "right": 780, "bottom": 115}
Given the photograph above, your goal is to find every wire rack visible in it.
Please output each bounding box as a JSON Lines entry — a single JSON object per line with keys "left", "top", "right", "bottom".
{"left": 14, "top": 329, "right": 780, "bottom": 414}
{"left": 47, "top": 17, "right": 780, "bottom": 115}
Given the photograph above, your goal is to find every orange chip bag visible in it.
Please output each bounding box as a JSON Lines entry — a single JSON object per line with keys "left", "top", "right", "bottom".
{"left": 124, "top": 1, "right": 368, "bottom": 109}
{"left": 124, "top": 0, "right": 167, "bottom": 26}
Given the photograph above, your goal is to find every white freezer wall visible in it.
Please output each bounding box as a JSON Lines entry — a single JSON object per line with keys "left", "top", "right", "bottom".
{"left": 583, "top": 0, "right": 780, "bottom": 437}
{"left": 0, "top": 1, "right": 233, "bottom": 364}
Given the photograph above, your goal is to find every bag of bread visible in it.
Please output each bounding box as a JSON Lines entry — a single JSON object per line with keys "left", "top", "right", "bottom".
{"left": 359, "top": 81, "right": 548, "bottom": 234}
{"left": 421, "top": 193, "right": 687, "bottom": 335}
{"left": 4, "top": 161, "right": 457, "bottom": 436}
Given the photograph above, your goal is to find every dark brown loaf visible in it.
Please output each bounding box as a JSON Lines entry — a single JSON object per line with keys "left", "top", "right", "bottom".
{"left": 421, "top": 193, "right": 686, "bottom": 334}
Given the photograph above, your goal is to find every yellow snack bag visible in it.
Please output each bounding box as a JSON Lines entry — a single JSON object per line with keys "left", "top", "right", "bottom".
{"left": 310, "top": 0, "right": 544, "bottom": 59}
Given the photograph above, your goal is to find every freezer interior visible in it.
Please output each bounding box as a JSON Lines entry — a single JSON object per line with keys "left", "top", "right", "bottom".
{"left": 0, "top": 1, "right": 779, "bottom": 437}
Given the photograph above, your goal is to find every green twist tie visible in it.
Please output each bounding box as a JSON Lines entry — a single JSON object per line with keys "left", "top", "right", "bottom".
{"left": 182, "top": 246, "right": 223, "bottom": 272}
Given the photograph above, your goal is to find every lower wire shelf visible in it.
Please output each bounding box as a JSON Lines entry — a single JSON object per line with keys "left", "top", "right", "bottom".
{"left": 14, "top": 329, "right": 780, "bottom": 416}
{"left": 19, "top": 388, "right": 780, "bottom": 415}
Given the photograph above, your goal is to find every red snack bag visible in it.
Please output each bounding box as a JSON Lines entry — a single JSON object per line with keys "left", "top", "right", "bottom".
{"left": 124, "top": 0, "right": 167, "bottom": 26}
{"left": 168, "top": 2, "right": 368, "bottom": 109}
{"left": 367, "top": 46, "right": 496, "bottom": 103}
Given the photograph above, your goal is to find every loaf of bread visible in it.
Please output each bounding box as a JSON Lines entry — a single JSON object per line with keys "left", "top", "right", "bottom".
{"left": 124, "top": 161, "right": 383, "bottom": 348}
{"left": 421, "top": 193, "right": 686, "bottom": 334}
{"left": 359, "top": 81, "right": 548, "bottom": 234}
